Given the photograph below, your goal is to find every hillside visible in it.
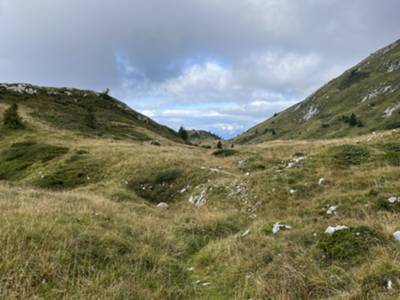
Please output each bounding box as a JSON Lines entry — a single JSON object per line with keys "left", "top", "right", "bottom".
{"left": 187, "top": 129, "right": 221, "bottom": 146}
{"left": 234, "top": 39, "right": 400, "bottom": 144}
{"left": 0, "top": 91, "right": 400, "bottom": 298}
{"left": 0, "top": 83, "right": 182, "bottom": 143}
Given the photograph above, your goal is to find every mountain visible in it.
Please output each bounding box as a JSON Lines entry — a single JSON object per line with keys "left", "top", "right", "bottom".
{"left": 234, "top": 39, "right": 400, "bottom": 144}
{"left": 0, "top": 83, "right": 182, "bottom": 142}
{"left": 1, "top": 51, "right": 400, "bottom": 298}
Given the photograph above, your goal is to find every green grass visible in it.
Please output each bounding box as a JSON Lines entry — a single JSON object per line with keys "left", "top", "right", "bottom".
{"left": 234, "top": 39, "right": 400, "bottom": 144}
{"left": 35, "top": 153, "right": 102, "bottom": 190}
{"left": 317, "top": 226, "right": 385, "bottom": 263}
{"left": 0, "top": 141, "right": 68, "bottom": 180}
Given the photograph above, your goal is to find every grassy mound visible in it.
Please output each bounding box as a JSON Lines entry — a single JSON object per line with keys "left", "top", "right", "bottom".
{"left": 0, "top": 142, "right": 68, "bottom": 180}
{"left": 331, "top": 144, "right": 370, "bottom": 166}
{"left": 35, "top": 153, "right": 102, "bottom": 190}
{"left": 129, "top": 169, "right": 183, "bottom": 203}
{"left": 317, "top": 226, "right": 385, "bottom": 263}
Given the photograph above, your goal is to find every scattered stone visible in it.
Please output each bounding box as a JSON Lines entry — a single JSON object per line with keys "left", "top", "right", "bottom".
{"left": 361, "top": 85, "right": 394, "bottom": 102}
{"left": 326, "top": 206, "right": 337, "bottom": 215}
{"left": 318, "top": 177, "right": 325, "bottom": 185}
{"left": 393, "top": 231, "right": 400, "bottom": 241}
{"left": 241, "top": 229, "right": 251, "bottom": 237}
{"left": 388, "top": 196, "right": 399, "bottom": 204}
{"left": 325, "top": 225, "right": 349, "bottom": 235}
{"left": 156, "top": 202, "right": 169, "bottom": 209}
{"left": 272, "top": 222, "right": 292, "bottom": 234}
{"left": 286, "top": 156, "right": 305, "bottom": 169}
{"left": 387, "top": 61, "right": 400, "bottom": 73}
{"left": 289, "top": 189, "right": 296, "bottom": 195}
{"left": 202, "top": 282, "right": 211, "bottom": 286}
{"left": 187, "top": 267, "right": 194, "bottom": 272}
{"left": 188, "top": 189, "right": 207, "bottom": 207}
{"left": 387, "top": 279, "right": 393, "bottom": 290}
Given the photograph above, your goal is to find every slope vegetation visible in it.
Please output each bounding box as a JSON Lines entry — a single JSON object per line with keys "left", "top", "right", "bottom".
{"left": 0, "top": 103, "right": 400, "bottom": 298}
{"left": 235, "top": 39, "right": 400, "bottom": 144}
{"left": 0, "top": 83, "right": 182, "bottom": 142}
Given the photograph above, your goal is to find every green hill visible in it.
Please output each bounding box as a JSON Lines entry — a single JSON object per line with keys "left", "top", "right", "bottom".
{"left": 187, "top": 129, "right": 221, "bottom": 146}
{"left": 234, "top": 39, "right": 400, "bottom": 144}
{"left": 0, "top": 44, "right": 400, "bottom": 299}
{"left": 0, "top": 83, "right": 182, "bottom": 142}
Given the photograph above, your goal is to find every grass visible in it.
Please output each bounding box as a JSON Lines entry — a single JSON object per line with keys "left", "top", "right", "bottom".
{"left": 0, "top": 141, "right": 68, "bottom": 180}
{"left": 234, "top": 40, "right": 400, "bottom": 144}
{"left": 0, "top": 101, "right": 400, "bottom": 298}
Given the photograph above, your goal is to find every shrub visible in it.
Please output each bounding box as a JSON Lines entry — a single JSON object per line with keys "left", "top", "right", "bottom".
{"left": 340, "top": 113, "right": 363, "bottom": 127}
{"left": 360, "top": 267, "right": 400, "bottom": 298}
{"left": 217, "top": 140, "right": 223, "bottom": 149}
{"left": 317, "top": 226, "right": 384, "bottom": 263}
{"left": 129, "top": 169, "right": 185, "bottom": 203}
{"left": 337, "top": 69, "right": 369, "bottom": 90}
{"left": 3, "top": 103, "right": 24, "bottom": 129}
{"left": 332, "top": 145, "right": 370, "bottom": 166}
{"left": 212, "top": 149, "right": 238, "bottom": 157}
{"left": 375, "top": 197, "right": 400, "bottom": 212}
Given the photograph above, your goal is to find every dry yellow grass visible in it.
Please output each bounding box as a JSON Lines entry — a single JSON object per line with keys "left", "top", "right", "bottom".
{"left": 0, "top": 106, "right": 400, "bottom": 299}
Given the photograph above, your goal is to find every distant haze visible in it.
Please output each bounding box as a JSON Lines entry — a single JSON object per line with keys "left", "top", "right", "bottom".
{"left": 1, "top": 0, "right": 399, "bottom": 137}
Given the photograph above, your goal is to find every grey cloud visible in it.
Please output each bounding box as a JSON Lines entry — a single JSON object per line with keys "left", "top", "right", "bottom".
{"left": 1, "top": 0, "right": 399, "bottom": 136}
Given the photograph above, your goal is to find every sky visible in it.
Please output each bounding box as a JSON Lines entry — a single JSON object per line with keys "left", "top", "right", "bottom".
{"left": 1, "top": 0, "right": 400, "bottom": 138}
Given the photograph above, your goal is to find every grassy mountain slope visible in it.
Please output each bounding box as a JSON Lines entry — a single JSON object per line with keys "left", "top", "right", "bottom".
{"left": 0, "top": 83, "right": 182, "bottom": 142}
{"left": 1, "top": 100, "right": 400, "bottom": 298}
{"left": 235, "top": 39, "right": 400, "bottom": 144}
{"left": 188, "top": 129, "right": 221, "bottom": 146}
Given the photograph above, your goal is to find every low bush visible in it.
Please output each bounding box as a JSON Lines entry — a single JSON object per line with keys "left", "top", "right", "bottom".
{"left": 331, "top": 145, "right": 370, "bottom": 166}
{"left": 212, "top": 149, "right": 238, "bottom": 157}
{"left": 317, "top": 226, "right": 384, "bottom": 263}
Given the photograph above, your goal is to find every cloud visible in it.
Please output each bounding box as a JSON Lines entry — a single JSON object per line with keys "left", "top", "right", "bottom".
{"left": 0, "top": 0, "right": 399, "bottom": 137}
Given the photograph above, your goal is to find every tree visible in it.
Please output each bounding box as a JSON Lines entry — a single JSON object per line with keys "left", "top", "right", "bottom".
{"left": 178, "top": 126, "right": 188, "bottom": 141}
{"left": 349, "top": 113, "right": 363, "bottom": 127}
{"left": 217, "top": 140, "right": 223, "bottom": 149}
{"left": 101, "top": 88, "right": 111, "bottom": 100}
{"left": 3, "top": 103, "right": 24, "bottom": 129}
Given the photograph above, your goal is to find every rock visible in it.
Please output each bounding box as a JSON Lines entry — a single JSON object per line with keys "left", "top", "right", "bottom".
{"left": 156, "top": 202, "right": 169, "bottom": 209}
{"left": 286, "top": 156, "right": 305, "bottom": 169}
{"left": 188, "top": 189, "right": 207, "bottom": 207}
{"left": 393, "top": 231, "right": 400, "bottom": 241}
{"left": 241, "top": 229, "right": 251, "bottom": 237}
{"left": 289, "top": 189, "right": 296, "bottom": 195}
{"left": 272, "top": 222, "right": 292, "bottom": 234}
{"left": 388, "top": 196, "right": 399, "bottom": 204}
{"left": 387, "top": 279, "right": 393, "bottom": 290}
{"left": 187, "top": 267, "right": 194, "bottom": 272}
{"left": 326, "top": 206, "right": 337, "bottom": 215}
{"left": 325, "top": 225, "right": 349, "bottom": 235}
{"left": 318, "top": 177, "right": 325, "bottom": 185}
